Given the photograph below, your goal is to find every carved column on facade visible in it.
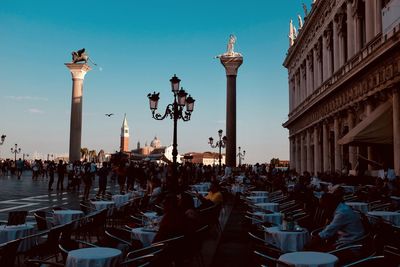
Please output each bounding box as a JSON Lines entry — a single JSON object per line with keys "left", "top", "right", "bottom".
{"left": 393, "top": 87, "right": 400, "bottom": 176}
{"left": 347, "top": 109, "right": 357, "bottom": 170}
{"left": 375, "top": 0, "right": 382, "bottom": 36}
{"left": 323, "top": 121, "right": 330, "bottom": 173}
{"left": 365, "top": 0, "right": 376, "bottom": 43}
{"left": 322, "top": 32, "right": 328, "bottom": 82}
{"left": 323, "top": 26, "right": 333, "bottom": 81}
{"left": 300, "top": 62, "right": 306, "bottom": 102}
{"left": 346, "top": 0, "right": 355, "bottom": 58}
{"left": 306, "top": 129, "right": 313, "bottom": 173}
{"left": 313, "top": 125, "right": 320, "bottom": 176}
{"left": 334, "top": 115, "right": 342, "bottom": 173}
{"left": 294, "top": 71, "right": 299, "bottom": 109}
{"left": 289, "top": 136, "right": 294, "bottom": 171}
{"left": 301, "top": 132, "right": 307, "bottom": 175}
{"left": 337, "top": 11, "right": 346, "bottom": 68}
{"left": 314, "top": 41, "right": 322, "bottom": 88}
{"left": 289, "top": 77, "right": 294, "bottom": 112}
{"left": 307, "top": 51, "right": 314, "bottom": 96}
{"left": 365, "top": 99, "right": 374, "bottom": 170}
{"left": 352, "top": 0, "right": 362, "bottom": 53}
{"left": 296, "top": 134, "right": 301, "bottom": 173}
{"left": 333, "top": 14, "right": 340, "bottom": 72}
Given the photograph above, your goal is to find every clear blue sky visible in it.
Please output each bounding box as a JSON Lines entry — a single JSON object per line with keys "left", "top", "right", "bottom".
{"left": 0, "top": 0, "right": 308, "bottom": 164}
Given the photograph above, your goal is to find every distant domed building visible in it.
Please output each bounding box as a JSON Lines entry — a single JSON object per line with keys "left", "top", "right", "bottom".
{"left": 130, "top": 136, "right": 181, "bottom": 164}
{"left": 150, "top": 136, "right": 161, "bottom": 149}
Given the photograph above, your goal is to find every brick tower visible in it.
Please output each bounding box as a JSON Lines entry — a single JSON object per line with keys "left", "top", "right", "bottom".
{"left": 120, "top": 113, "right": 129, "bottom": 152}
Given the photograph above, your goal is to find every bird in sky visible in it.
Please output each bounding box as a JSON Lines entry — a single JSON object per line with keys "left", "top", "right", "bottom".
{"left": 105, "top": 113, "right": 114, "bottom": 117}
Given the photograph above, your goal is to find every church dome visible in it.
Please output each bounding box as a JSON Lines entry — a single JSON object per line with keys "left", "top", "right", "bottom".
{"left": 150, "top": 136, "right": 161, "bottom": 148}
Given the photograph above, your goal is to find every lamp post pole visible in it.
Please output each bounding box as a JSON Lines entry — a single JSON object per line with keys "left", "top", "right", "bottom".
{"left": 209, "top": 129, "right": 227, "bottom": 174}
{"left": 11, "top": 144, "right": 21, "bottom": 163}
{"left": 147, "top": 74, "right": 195, "bottom": 192}
{"left": 237, "top": 146, "right": 246, "bottom": 166}
{"left": 0, "top": 135, "right": 6, "bottom": 160}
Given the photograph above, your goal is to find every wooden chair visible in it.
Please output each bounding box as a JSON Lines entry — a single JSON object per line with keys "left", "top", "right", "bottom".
{"left": 0, "top": 239, "right": 22, "bottom": 267}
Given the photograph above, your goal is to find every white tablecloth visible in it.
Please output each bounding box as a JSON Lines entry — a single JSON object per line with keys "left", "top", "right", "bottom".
{"left": 231, "top": 184, "right": 245, "bottom": 194}
{"left": 112, "top": 194, "right": 130, "bottom": 207}
{"left": 264, "top": 226, "right": 309, "bottom": 252}
{"left": 345, "top": 202, "right": 369, "bottom": 213}
{"left": 250, "top": 191, "right": 269, "bottom": 197}
{"left": 131, "top": 227, "right": 157, "bottom": 247}
{"left": 252, "top": 212, "right": 282, "bottom": 225}
{"left": 341, "top": 185, "right": 356, "bottom": 194}
{"left": 191, "top": 183, "right": 210, "bottom": 192}
{"left": 193, "top": 197, "right": 201, "bottom": 208}
{"left": 53, "top": 210, "right": 84, "bottom": 225}
{"left": 254, "top": 202, "right": 279, "bottom": 212}
{"left": 0, "top": 224, "right": 36, "bottom": 252}
{"left": 368, "top": 211, "right": 400, "bottom": 226}
{"left": 247, "top": 196, "right": 269, "bottom": 204}
{"left": 91, "top": 200, "right": 115, "bottom": 211}
{"left": 278, "top": 251, "right": 338, "bottom": 267}
{"left": 65, "top": 247, "right": 122, "bottom": 267}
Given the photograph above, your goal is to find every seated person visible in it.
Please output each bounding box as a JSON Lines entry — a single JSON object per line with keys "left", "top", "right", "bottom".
{"left": 305, "top": 192, "right": 365, "bottom": 250}
{"left": 148, "top": 178, "right": 163, "bottom": 205}
{"left": 196, "top": 181, "right": 223, "bottom": 208}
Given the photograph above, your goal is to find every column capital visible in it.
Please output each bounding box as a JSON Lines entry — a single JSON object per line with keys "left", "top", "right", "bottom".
{"left": 334, "top": 11, "right": 346, "bottom": 37}
{"left": 219, "top": 56, "right": 243, "bottom": 76}
{"left": 65, "top": 63, "right": 92, "bottom": 80}
{"left": 324, "top": 27, "right": 333, "bottom": 51}
{"left": 314, "top": 40, "right": 322, "bottom": 62}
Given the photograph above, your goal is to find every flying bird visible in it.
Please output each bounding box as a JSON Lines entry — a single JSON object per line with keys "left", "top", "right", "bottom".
{"left": 105, "top": 113, "right": 114, "bottom": 117}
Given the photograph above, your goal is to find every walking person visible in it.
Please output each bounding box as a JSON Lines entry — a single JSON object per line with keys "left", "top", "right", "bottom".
{"left": 16, "top": 158, "right": 24, "bottom": 179}
{"left": 56, "top": 160, "right": 66, "bottom": 190}
{"left": 48, "top": 161, "right": 55, "bottom": 190}
{"left": 82, "top": 162, "right": 92, "bottom": 201}
{"left": 96, "top": 162, "right": 109, "bottom": 198}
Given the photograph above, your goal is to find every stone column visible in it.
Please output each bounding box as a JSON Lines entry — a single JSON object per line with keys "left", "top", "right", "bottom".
{"left": 301, "top": 133, "right": 306, "bottom": 175}
{"left": 296, "top": 135, "right": 301, "bottom": 173}
{"left": 365, "top": 0, "right": 376, "bottom": 43}
{"left": 393, "top": 88, "right": 400, "bottom": 176}
{"left": 306, "top": 130, "right": 313, "bottom": 173}
{"left": 337, "top": 12, "right": 346, "bottom": 67}
{"left": 314, "top": 126, "right": 320, "bottom": 176}
{"left": 322, "top": 33, "right": 328, "bottom": 82}
{"left": 306, "top": 54, "right": 311, "bottom": 97}
{"left": 295, "top": 71, "right": 300, "bottom": 107}
{"left": 347, "top": 0, "right": 355, "bottom": 58}
{"left": 220, "top": 56, "right": 243, "bottom": 168}
{"left": 65, "top": 63, "right": 91, "bottom": 162}
{"left": 289, "top": 78, "right": 293, "bottom": 112}
{"left": 365, "top": 100, "right": 374, "bottom": 171}
{"left": 334, "top": 116, "right": 342, "bottom": 173}
{"left": 375, "top": 0, "right": 382, "bottom": 35}
{"left": 323, "top": 121, "right": 330, "bottom": 173}
{"left": 290, "top": 137, "right": 294, "bottom": 170}
{"left": 347, "top": 110, "right": 357, "bottom": 170}
{"left": 308, "top": 52, "right": 314, "bottom": 94}
{"left": 323, "top": 28, "right": 333, "bottom": 81}
{"left": 313, "top": 44, "right": 319, "bottom": 89}
{"left": 300, "top": 63, "right": 306, "bottom": 102}
{"left": 333, "top": 15, "right": 340, "bottom": 72}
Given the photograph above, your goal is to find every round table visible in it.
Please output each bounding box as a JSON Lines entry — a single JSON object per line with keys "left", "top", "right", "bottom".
{"left": 278, "top": 251, "right": 338, "bottom": 267}
{"left": 254, "top": 202, "right": 279, "bottom": 212}
{"left": 252, "top": 212, "right": 282, "bottom": 225}
{"left": 112, "top": 194, "right": 130, "bottom": 207}
{"left": 53, "top": 210, "right": 84, "bottom": 225}
{"left": 250, "top": 191, "right": 269, "bottom": 197}
{"left": 91, "top": 200, "right": 115, "bottom": 211}
{"left": 264, "top": 226, "right": 309, "bottom": 252}
{"left": 131, "top": 227, "right": 157, "bottom": 247}
{"left": 191, "top": 183, "right": 210, "bottom": 192}
{"left": 345, "top": 202, "right": 369, "bottom": 213}
{"left": 0, "top": 224, "right": 36, "bottom": 252}
{"left": 65, "top": 247, "right": 122, "bottom": 267}
{"left": 367, "top": 211, "right": 400, "bottom": 226}
{"left": 231, "top": 184, "right": 245, "bottom": 194}
{"left": 193, "top": 197, "right": 201, "bottom": 208}
{"left": 247, "top": 196, "right": 269, "bottom": 204}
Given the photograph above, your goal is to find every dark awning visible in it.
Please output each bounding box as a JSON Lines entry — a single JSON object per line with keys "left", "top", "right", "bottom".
{"left": 338, "top": 101, "right": 393, "bottom": 145}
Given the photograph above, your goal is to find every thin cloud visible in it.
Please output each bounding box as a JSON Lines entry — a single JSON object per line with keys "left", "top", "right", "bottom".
{"left": 28, "top": 108, "right": 45, "bottom": 114}
{"left": 5, "top": 95, "right": 48, "bottom": 101}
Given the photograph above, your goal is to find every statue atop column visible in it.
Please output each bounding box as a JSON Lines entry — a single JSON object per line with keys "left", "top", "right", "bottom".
{"left": 216, "top": 34, "right": 242, "bottom": 58}
{"left": 298, "top": 14, "right": 304, "bottom": 30}
{"left": 289, "top": 19, "right": 297, "bottom": 47}
{"left": 71, "top": 48, "right": 97, "bottom": 65}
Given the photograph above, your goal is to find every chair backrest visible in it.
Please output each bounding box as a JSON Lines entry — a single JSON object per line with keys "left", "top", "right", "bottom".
{"left": 7, "top": 211, "right": 27, "bottom": 225}
{"left": 0, "top": 239, "right": 22, "bottom": 266}
{"left": 33, "top": 211, "right": 48, "bottom": 231}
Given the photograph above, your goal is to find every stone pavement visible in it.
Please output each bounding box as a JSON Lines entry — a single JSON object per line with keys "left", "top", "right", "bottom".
{"left": 0, "top": 171, "right": 119, "bottom": 222}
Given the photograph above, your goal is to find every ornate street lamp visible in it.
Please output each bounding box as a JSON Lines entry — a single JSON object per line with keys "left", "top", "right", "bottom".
{"left": 147, "top": 74, "right": 195, "bottom": 192}
{"left": 209, "top": 129, "right": 227, "bottom": 174}
{"left": 11, "top": 144, "right": 21, "bottom": 162}
{"left": 237, "top": 146, "right": 246, "bottom": 166}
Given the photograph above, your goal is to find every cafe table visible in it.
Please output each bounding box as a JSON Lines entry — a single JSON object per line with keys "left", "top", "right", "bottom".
{"left": 278, "top": 251, "right": 338, "bottom": 267}
{"left": 254, "top": 202, "right": 279, "bottom": 212}
{"left": 250, "top": 191, "right": 269, "bottom": 197}
{"left": 0, "top": 223, "right": 36, "bottom": 252}
{"left": 65, "top": 247, "right": 122, "bottom": 267}
{"left": 112, "top": 194, "right": 130, "bottom": 208}
{"left": 367, "top": 211, "right": 400, "bottom": 226}
{"left": 53, "top": 210, "right": 84, "bottom": 225}
{"left": 264, "top": 226, "right": 309, "bottom": 252}
{"left": 252, "top": 211, "right": 282, "bottom": 225}
{"left": 247, "top": 196, "right": 269, "bottom": 204}
{"left": 345, "top": 202, "right": 369, "bottom": 213}
{"left": 131, "top": 227, "right": 158, "bottom": 247}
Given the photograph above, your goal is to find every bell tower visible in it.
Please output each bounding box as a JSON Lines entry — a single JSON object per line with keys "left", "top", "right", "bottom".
{"left": 120, "top": 113, "right": 129, "bottom": 152}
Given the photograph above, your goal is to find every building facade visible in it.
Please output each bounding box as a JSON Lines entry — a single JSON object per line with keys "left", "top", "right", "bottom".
{"left": 283, "top": 0, "right": 400, "bottom": 176}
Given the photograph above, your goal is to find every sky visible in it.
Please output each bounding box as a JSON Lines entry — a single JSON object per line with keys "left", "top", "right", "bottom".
{"left": 0, "top": 0, "right": 309, "bottom": 164}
